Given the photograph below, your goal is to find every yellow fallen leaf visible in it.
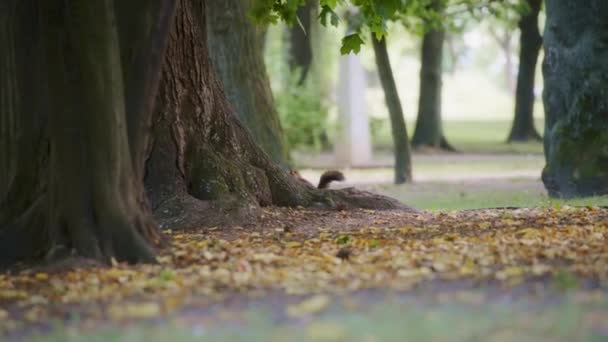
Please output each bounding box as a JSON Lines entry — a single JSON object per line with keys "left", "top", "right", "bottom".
{"left": 496, "top": 266, "right": 524, "bottom": 281}
{"left": 108, "top": 302, "right": 161, "bottom": 320}
{"left": 478, "top": 222, "right": 491, "bottom": 229}
{"left": 287, "top": 295, "right": 330, "bottom": 317}
{"left": 252, "top": 253, "right": 280, "bottom": 263}
{"left": 516, "top": 228, "right": 540, "bottom": 239}
{"left": 285, "top": 241, "right": 302, "bottom": 248}
{"left": 398, "top": 267, "right": 432, "bottom": 278}
{"left": 34, "top": 273, "right": 48, "bottom": 281}
{"left": 531, "top": 263, "right": 551, "bottom": 276}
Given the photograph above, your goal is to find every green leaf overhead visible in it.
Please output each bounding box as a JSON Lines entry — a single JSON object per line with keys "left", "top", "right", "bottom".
{"left": 340, "top": 33, "right": 365, "bottom": 54}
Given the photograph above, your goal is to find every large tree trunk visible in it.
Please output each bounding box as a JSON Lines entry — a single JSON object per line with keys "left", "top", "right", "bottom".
{"left": 145, "top": 0, "right": 411, "bottom": 230}
{"left": 412, "top": 10, "right": 455, "bottom": 151}
{"left": 206, "top": 0, "right": 289, "bottom": 167}
{"left": 289, "top": 0, "right": 316, "bottom": 84}
{"left": 541, "top": 0, "right": 608, "bottom": 198}
{"left": 0, "top": 0, "right": 174, "bottom": 266}
{"left": 0, "top": 0, "right": 50, "bottom": 264}
{"left": 507, "top": 0, "right": 543, "bottom": 143}
{"left": 0, "top": 0, "right": 411, "bottom": 268}
{"left": 372, "top": 35, "right": 413, "bottom": 184}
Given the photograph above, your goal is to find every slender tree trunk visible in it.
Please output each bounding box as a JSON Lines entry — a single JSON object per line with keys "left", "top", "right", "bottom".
{"left": 541, "top": 0, "right": 608, "bottom": 197}
{"left": 372, "top": 35, "right": 412, "bottom": 184}
{"left": 412, "top": 21, "right": 455, "bottom": 151}
{"left": 206, "top": 0, "right": 289, "bottom": 167}
{"left": 289, "top": 0, "right": 316, "bottom": 84}
{"left": 507, "top": 0, "right": 543, "bottom": 143}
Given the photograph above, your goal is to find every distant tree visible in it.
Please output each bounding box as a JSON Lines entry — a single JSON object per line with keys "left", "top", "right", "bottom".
{"left": 507, "top": 0, "right": 543, "bottom": 142}
{"left": 487, "top": 25, "right": 516, "bottom": 93}
{"left": 411, "top": 0, "right": 455, "bottom": 151}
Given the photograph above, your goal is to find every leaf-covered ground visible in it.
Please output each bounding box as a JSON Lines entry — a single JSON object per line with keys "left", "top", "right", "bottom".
{"left": 1, "top": 206, "right": 607, "bottom": 339}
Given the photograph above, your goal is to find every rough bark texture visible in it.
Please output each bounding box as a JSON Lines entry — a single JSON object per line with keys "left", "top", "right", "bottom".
{"left": 0, "top": 0, "right": 174, "bottom": 267}
{"left": 289, "top": 0, "right": 316, "bottom": 84}
{"left": 206, "top": 0, "right": 289, "bottom": 168}
{"left": 372, "top": 35, "right": 413, "bottom": 184}
{"left": 0, "top": 0, "right": 50, "bottom": 264}
{"left": 541, "top": 0, "right": 608, "bottom": 197}
{"left": 146, "top": 0, "right": 413, "bottom": 230}
{"left": 1, "top": 0, "right": 413, "bottom": 268}
{"left": 507, "top": 0, "right": 543, "bottom": 142}
{"left": 412, "top": 11, "right": 455, "bottom": 151}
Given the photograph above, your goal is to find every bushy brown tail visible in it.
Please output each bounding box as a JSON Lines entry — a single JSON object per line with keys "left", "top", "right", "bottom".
{"left": 317, "top": 170, "right": 345, "bottom": 189}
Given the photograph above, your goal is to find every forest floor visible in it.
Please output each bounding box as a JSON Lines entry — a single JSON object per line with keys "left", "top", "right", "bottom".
{"left": 1, "top": 204, "right": 607, "bottom": 341}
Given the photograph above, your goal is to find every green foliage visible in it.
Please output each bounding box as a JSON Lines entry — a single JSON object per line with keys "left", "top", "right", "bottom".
{"left": 252, "top": 0, "right": 530, "bottom": 55}
{"left": 340, "top": 33, "right": 365, "bottom": 54}
{"left": 275, "top": 71, "right": 332, "bottom": 152}
{"left": 335, "top": 234, "right": 350, "bottom": 244}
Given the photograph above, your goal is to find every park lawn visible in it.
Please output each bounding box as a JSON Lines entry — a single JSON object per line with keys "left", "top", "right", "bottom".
{"left": 371, "top": 119, "right": 545, "bottom": 155}
{"left": 32, "top": 290, "right": 608, "bottom": 342}
{"left": 441, "top": 119, "right": 545, "bottom": 155}
{"left": 370, "top": 178, "right": 608, "bottom": 210}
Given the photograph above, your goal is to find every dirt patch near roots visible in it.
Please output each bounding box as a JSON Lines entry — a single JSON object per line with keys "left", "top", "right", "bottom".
{"left": 1, "top": 206, "right": 607, "bottom": 337}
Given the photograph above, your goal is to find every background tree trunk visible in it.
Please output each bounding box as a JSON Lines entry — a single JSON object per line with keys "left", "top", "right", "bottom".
{"left": 542, "top": 0, "right": 608, "bottom": 197}
{"left": 372, "top": 35, "right": 413, "bottom": 184}
{"left": 412, "top": 24, "right": 454, "bottom": 151}
{"left": 206, "top": 0, "right": 289, "bottom": 168}
{"left": 289, "top": 0, "right": 316, "bottom": 84}
{"left": 507, "top": 0, "right": 542, "bottom": 143}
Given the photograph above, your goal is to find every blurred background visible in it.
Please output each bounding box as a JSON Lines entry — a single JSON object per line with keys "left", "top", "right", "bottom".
{"left": 261, "top": 11, "right": 565, "bottom": 210}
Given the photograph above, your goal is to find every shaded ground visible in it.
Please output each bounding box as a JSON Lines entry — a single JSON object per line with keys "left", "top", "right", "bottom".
{"left": 1, "top": 206, "right": 607, "bottom": 340}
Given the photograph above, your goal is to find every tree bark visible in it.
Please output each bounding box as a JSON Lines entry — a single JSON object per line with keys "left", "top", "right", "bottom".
{"left": 412, "top": 8, "right": 455, "bottom": 152}
{"left": 0, "top": 0, "right": 413, "bottom": 268}
{"left": 206, "top": 0, "right": 289, "bottom": 168}
{"left": 0, "top": 0, "right": 175, "bottom": 267}
{"left": 0, "top": 0, "right": 50, "bottom": 264}
{"left": 146, "top": 0, "right": 413, "bottom": 230}
{"left": 507, "top": 0, "right": 543, "bottom": 143}
{"left": 289, "top": 0, "right": 316, "bottom": 84}
{"left": 542, "top": 0, "right": 608, "bottom": 197}
{"left": 372, "top": 35, "right": 413, "bottom": 184}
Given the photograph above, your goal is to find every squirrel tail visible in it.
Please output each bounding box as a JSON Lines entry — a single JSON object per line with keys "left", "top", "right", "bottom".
{"left": 317, "top": 170, "right": 345, "bottom": 189}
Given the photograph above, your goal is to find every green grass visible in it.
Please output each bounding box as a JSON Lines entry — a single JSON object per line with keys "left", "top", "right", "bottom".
{"left": 370, "top": 179, "right": 608, "bottom": 210}
{"left": 32, "top": 292, "right": 608, "bottom": 342}
{"left": 372, "top": 119, "right": 545, "bottom": 155}
{"left": 442, "top": 119, "right": 544, "bottom": 154}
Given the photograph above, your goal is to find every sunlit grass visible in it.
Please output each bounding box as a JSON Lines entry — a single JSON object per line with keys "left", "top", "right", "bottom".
{"left": 371, "top": 119, "right": 544, "bottom": 155}
{"left": 370, "top": 179, "right": 608, "bottom": 210}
